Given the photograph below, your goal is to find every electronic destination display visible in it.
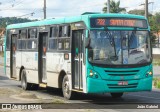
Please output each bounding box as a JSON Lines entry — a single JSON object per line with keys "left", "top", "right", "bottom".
{"left": 90, "top": 18, "right": 148, "bottom": 28}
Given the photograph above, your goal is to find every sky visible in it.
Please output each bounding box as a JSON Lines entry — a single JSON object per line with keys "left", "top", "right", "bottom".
{"left": 0, "top": 0, "right": 159, "bottom": 20}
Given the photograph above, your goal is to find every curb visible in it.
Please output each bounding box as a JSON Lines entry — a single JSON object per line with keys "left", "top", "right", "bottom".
{"left": 152, "top": 83, "right": 160, "bottom": 91}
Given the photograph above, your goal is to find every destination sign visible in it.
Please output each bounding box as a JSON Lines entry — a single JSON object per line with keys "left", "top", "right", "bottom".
{"left": 90, "top": 18, "right": 148, "bottom": 28}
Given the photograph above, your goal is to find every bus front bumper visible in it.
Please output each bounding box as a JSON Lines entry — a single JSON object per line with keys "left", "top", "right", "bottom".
{"left": 87, "top": 77, "right": 152, "bottom": 93}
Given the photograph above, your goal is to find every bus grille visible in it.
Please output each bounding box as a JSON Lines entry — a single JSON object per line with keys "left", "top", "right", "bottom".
{"left": 107, "top": 83, "right": 138, "bottom": 89}
{"left": 104, "top": 70, "right": 139, "bottom": 76}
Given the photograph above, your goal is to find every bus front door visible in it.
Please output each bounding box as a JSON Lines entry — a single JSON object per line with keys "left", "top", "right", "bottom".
{"left": 72, "top": 30, "right": 83, "bottom": 90}
{"left": 38, "top": 32, "right": 48, "bottom": 83}
{"left": 10, "top": 34, "right": 17, "bottom": 78}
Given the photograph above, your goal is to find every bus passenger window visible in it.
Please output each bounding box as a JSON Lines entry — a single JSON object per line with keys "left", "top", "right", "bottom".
{"left": 59, "top": 26, "right": 70, "bottom": 37}
{"left": 59, "top": 26, "right": 62, "bottom": 37}
{"left": 57, "top": 25, "right": 70, "bottom": 50}
{"left": 28, "top": 28, "right": 37, "bottom": 39}
{"left": 18, "top": 40, "right": 26, "bottom": 50}
{"left": 48, "top": 26, "right": 58, "bottom": 50}
{"left": 27, "top": 40, "right": 37, "bottom": 49}
{"left": 6, "top": 31, "right": 10, "bottom": 50}
{"left": 58, "top": 39, "right": 64, "bottom": 50}
{"left": 48, "top": 39, "right": 57, "bottom": 50}
{"left": 64, "top": 39, "right": 70, "bottom": 50}
{"left": 50, "top": 26, "right": 58, "bottom": 37}
{"left": 19, "top": 29, "right": 27, "bottom": 39}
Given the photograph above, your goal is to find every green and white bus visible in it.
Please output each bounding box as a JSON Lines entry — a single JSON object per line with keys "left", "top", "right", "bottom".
{"left": 4, "top": 13, "right": 153, "bottom": 99}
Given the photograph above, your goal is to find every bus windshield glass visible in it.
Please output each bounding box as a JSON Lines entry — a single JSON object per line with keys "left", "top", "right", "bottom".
{"left": 88, "top": 30, "right": 151, "bottom": 65}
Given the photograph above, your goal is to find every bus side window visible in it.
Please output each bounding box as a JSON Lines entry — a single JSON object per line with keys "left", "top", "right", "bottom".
{"left": 27, "top": 28, "right": 37, "bottom": 50}
{"left": 58, "top": 25, "right": 70, "bottom": 50}
{"left": 28, "top": 28, "right": 37, "bottom": 39}
{"left": 20, "top": 29, "right": 27, "bottom": 39}
{"left": 6, "top": 30, "right": 10, "bottom": 50}
{"left": 48, "top": 26, "right": 58, "bottom": 50}
{"left": 18, "top": 29, "right": 27, "bottom": 50}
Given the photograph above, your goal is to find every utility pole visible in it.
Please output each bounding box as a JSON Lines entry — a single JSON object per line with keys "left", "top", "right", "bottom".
{"left": 107, "top": 0, "right": 110, "bottom": 13}
{"left": 140, "top": 1, "right": 154, "bottom": 19}
{"left": 44, "top": 0, "right": 46, "bottom": 19}
{"left": 145, "top": 0, "right": 148, "bottom": 20}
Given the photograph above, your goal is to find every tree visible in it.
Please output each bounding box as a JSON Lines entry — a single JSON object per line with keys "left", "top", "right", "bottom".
{"left": 128, "top": 9, "right": 152, "bottom": 17}
{"left": 149, "top": 12, "right": 160, "bottom": 46}
{"left": 102, "top": 0, "right": 126, "bottom": 13}
{"left": 0, "top": 17, "right": 37, "bottom": 28}
{"left": 128, "top": 9, "right": 145, "bottom": 16}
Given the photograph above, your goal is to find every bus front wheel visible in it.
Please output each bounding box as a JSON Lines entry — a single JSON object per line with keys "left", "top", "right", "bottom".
{"left": 21, "top": 69, "right": 31, "bottom": 90}
{"left": 111, "top": 93, "right": 123, "bottom": 98}
{"left": 62, "top": 75, "right": 75, "bottom": 100}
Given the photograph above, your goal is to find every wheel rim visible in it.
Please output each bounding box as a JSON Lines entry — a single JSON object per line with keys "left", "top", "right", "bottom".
{"left": 21, "top": 71, "right": 26, "bottom": 89}
{"left": 63, "top": 80, "right": 70, "bottom": 96}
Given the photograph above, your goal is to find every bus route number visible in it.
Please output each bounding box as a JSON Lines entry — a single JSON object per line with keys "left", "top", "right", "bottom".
{"left": 96, "top": 19, "right": 106, "bottom": 26}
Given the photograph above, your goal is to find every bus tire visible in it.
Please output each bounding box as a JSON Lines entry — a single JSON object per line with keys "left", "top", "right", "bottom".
{"left": 62, "top": 75, "right": 75, "bottom": 100}
{"left": 30, "top": 84, "right": 39, "bottom": 90}
{"left": 111, "top": 93, "right": 123, "bottom": 98}
{"left": 21, "top": 69, "right": 31, "bottom": 90}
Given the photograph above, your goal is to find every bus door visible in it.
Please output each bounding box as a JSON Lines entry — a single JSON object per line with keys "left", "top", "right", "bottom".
{"left": 38, "top": 32, "right": 48, "bottom": 83}
{"left": 10, "top": 34, "right": 17, "bottom": 78}
{"left": 72, "top": 30, "right": 83, "bottom": 90}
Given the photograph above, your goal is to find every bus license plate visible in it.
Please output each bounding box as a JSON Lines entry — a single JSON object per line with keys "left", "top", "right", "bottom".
{"left": 118, "top": 81, "right": 128, "bottom": 86}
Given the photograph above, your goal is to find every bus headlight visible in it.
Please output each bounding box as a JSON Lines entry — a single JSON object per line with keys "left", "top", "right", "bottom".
{"left": 89, "top": 70, "right": 94, "bottom": 77}
{"left": 88, "top": 69, "right": 101, "bottom": 79}
{"left": 148, "top": 71, "right": 153, "bottom": 76}
{"left": 146, "top": 70, "right": 153, "bottom": 77}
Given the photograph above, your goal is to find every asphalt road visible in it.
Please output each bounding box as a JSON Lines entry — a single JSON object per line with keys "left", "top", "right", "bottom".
{"left": 0, "top": 66, "right": 160, "bottom": 112}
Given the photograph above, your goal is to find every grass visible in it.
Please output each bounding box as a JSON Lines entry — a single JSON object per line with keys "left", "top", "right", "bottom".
{"left": 153, "top": 78, "right": 160, "bottom": 89}
{"left": 153, "top": 59, "right": 160, "bottom": 66}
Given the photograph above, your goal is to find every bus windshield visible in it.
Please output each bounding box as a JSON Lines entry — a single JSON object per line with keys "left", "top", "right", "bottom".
{"left": 88, "top": 30, "right": 152, "bottom": 65}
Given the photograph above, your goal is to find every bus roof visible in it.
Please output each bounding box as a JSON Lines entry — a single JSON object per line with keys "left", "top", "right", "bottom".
{"left": 6, "top": 13, "right": 147, "bottom": 30}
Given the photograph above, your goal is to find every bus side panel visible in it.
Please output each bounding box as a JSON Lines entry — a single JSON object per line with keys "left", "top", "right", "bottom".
{"left": 6, "top": 51, "right": 10, "bottom": 78}
{"left": 16, "top": 51, "right": 22, "bottom": 80}
{"left": 21, "top": 52, "right": 39, "bottom": 84}
{"left": 46, "top": 52, "right": 72, "bottom": 88}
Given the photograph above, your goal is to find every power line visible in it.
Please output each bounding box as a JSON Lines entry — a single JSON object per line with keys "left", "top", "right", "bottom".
{"left": 17, "top": 12, "right": 35, "bottom": 18}
{"left": 0, "top": 0, "right": 24, "bottom": 11}
{"left": 16, "top": 9, "right": 43, "bottom": 18}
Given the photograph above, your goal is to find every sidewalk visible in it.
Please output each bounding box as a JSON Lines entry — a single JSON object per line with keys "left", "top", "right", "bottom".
{"left": 153, "top": 66, "right": 160, "bottom": 78}
{"left": 0, "top": 56, "right": 4, "bottom": 66}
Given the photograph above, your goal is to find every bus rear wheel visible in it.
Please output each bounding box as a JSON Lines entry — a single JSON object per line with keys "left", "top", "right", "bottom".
{"left": 21, "top": 69, "right": 31, "bottom": 90}
{"left": 111, "top": 93, "right": 123, "bottom": 98}
{"left": 62, "top": 75, "right": 75, "bottom": 100}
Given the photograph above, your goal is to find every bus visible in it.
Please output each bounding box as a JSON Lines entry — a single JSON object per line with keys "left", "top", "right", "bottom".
{"left": 4, "top": 13, "right": 153, "bottom": 99}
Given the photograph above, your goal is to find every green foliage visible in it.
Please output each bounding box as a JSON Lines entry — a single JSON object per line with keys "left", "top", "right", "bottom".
{"left": 128, "top": 10, "right": 160, "bottom": 44}
{"left": 153, "top": 59, "right": 160, "bottom": 66}
{"left": 128, "top": 9, "right": 152, "bottom": 18}
{"left": 0, "top": 17, "right": 37, "bottom": 28}
{"left": 128, "top": 9, "right": 145, "bottom": 16}
{"left": 149, "top": 13, "right": 160, "bottom": 44}
{"left": 102, "top": 0, "right": 126, "bottom": 13}
{"left": 153, "top": 78, "right": 160, "bottom": 89}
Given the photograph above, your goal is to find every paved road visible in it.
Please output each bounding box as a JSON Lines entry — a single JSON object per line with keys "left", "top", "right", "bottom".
{"left": 0, "top": 66, "right": 160, "bottom": 112}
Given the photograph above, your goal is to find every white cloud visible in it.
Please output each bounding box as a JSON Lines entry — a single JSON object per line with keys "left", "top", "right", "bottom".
{"left": 0, "top": 0, "right": 160, "bottom": 19}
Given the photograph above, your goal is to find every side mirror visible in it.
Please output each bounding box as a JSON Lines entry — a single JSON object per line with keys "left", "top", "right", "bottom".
{"left": 85, "top": 38, "right": 90, "bottom": 48}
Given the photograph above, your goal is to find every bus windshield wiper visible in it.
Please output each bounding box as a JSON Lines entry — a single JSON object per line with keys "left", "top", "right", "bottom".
{"left": 106, "top": 31, "right": 118, "bottom": 61}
